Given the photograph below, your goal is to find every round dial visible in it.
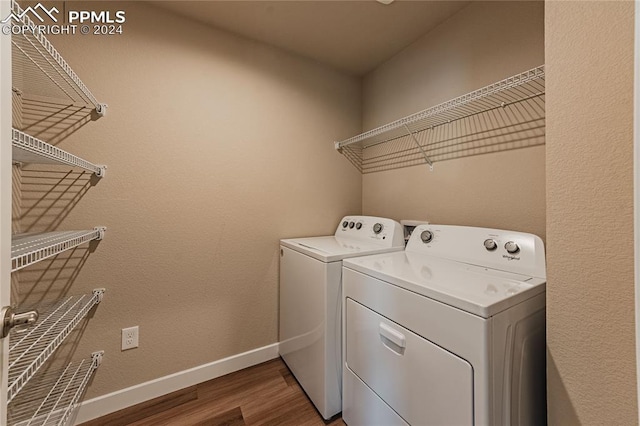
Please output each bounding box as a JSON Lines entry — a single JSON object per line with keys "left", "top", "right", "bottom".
{"left": 373, "top": 223, "right": 383, "bottom": 234}
{"left": 356, "top": 222, "right": 363, "bottom": 230}
{"left": 483, "top": 239, "right": 497, "bottom": 251}
{"left": 342, "top": 221, "right": 349, "bottom": 228}
{"left": 420, "top": 230, "right": 434, "bottom": 244}
{"left": 349, "top": 221, "right": 355, "bottom": 229}
{"left": 505, "top": 241, "right": 520, "bottom": 254}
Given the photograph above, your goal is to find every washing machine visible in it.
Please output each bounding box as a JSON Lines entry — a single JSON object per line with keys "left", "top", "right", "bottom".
{"left": 279, "top": 216, "right": 404, "bottom": 420}
{"left": 342, "top": 224, "right": 547, "bottom": 426}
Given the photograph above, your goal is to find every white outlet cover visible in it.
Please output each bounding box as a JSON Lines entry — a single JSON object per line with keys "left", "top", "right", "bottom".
{"left": 122, "top": 326, "right": 139, "bottom": 350}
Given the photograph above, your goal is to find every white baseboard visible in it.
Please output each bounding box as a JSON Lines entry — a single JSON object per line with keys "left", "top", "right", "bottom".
{"left": 75, "top": 343, "right": 280, "bottom": 424}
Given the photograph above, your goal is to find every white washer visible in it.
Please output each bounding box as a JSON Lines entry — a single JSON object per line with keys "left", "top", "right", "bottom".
{"left": 279, "top": 216, "right": 404, "bottom": 420}
{"left": 342, "top": 224, "right": 547, "bottom": 426}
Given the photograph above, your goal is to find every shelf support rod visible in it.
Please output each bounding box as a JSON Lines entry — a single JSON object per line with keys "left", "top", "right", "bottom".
{"left": 403, "top": 124, "right": 433, "bottom": 171}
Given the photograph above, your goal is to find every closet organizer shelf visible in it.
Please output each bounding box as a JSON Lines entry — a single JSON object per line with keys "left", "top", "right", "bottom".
{"left": 11, "top": 228, "right": 106, "bottom": 273}
{"left": 334, "top": 65, "right": 545, "bottom": 173}
{"left": 7, "top": 291, "right": 105, "bottom": 404}
{"left": 7, "top": 2, "right": 107, "bottom": 424}
{"left": 12, "top": 129, "right": 106, "bottom": 177}
{"left": 10, "top": 0, "right": 106, "bottom": 114}
{"left": 7, "top": 352, "right": 103, "bottom": 426}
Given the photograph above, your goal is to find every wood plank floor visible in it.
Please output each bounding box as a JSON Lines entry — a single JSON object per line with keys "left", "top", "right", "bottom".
{"left": 79, "top": 358, "right": 346, "bottom": 426}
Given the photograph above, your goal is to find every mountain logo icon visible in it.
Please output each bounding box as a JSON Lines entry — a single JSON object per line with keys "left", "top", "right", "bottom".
{"left": 1, "top": 3, "right": 59, "bottom": 24}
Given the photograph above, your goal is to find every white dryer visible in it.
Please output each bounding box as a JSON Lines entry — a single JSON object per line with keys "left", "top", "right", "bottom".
{"left": 279, "top": 216, "right": 404, "bottom": 420}
{"left": 342, "top": 224, "right": 546, "bottom": 426}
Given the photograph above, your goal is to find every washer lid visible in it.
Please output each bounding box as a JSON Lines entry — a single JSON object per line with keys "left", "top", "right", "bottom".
{"left": 343, "top": 251, "right": 546, "bottom": 318}
{"left": 281, "top": 236, "right": 403, "bottom": 262}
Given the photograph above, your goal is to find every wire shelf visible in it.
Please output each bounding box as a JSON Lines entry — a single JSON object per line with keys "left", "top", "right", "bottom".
{"left": 12, "top": 129, "right": 106, "bottom": 176}
{"left": 11, "top": 228, "right": 106, "bottom": 272}
{"left": 10, "top": 0, "right": 105, "bottom": 114}
{"left": 8, "top": 291, "right": 105, "bottom": 403}
{"left": 8, "top": 353, "right": 103, "bottom": 426}
{"left": 335, "top": 66, "right": 545, "bottom": 173}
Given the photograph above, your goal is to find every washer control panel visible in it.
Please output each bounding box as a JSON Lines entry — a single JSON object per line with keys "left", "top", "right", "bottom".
{"left": 406, "top": 224, "right": 546, "bottom": 278}
{"left": 336, "top": 216, "right": 404, "bottom": 247}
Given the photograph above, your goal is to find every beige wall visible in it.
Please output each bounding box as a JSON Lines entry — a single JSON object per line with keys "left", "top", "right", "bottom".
{"left": 12, "top": 1, "right": 640, "bottom": 422}
{"left": 14, "top": 1, "right": 361, "bottom": 398}
{"left": 361, "top": 1, "right": 546, "bottom": 240}
{"left": 546, "top": 1, "right": 637, "bottom": 424}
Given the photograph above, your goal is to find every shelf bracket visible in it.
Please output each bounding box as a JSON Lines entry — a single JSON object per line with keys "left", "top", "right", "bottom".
{"left": 94, "top": 226, "right": 107, "bottom": 240}
{"left": 92, "top": 288, "right": 106, "bottom": 303}
{"left": 96, "top": 103, "right": 108, "bottom": 117}
{"left": 91, "top": 351, "right": 104, "bottom": 368}
{"left": 403, "top": 124, "right": 433, "bottom": 171}
{"left": 334, "top": 141, "right": 342, "bottom": 152}
{"left": 96, "top": 165, "right": 107, "bottom": 178}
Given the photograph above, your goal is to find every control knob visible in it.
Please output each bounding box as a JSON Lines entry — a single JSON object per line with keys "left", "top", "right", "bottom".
{"left": 483, "top": 239, "right": 497, "bottom": 251}
{"left": 373, "top": 223, "right": 383, "bottom": 234}
{"left": 349, "top": 222, "right": 355, "bottom": 229}
{"left": 505, "top": 241, "right": 520, "bottom": 254}
{"left": 356, "top": 222, "right": 363, "bottom": 230}
{"left": 420, "top": 230, "right": 434, "bottom": 244}
{"left": 342, "top": 221, "right": 349, "bottom": 228}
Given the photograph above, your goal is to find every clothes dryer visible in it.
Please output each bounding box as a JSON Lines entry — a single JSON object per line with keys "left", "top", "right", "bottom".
{"left": 279, "top": 216, "right": 404, "bottom": 419}
{"left": 342, "top": 224, "right": 546, "bottom": 426}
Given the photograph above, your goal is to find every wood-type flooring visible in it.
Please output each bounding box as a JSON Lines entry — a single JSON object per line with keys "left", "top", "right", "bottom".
{"left": 79, "top": 357, "right": 346, "bottom": 426}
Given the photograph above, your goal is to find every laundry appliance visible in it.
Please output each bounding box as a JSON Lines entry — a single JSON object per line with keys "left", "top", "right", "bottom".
{"left": 279, "top": 216, "right": 404, "bottom": 420}
{"left": 342, "top": 224, "right": 546, "bottom": 426}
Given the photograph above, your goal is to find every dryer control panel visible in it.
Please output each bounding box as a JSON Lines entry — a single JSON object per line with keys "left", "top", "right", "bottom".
{"left": 336, "top": 216, "right": 404, "bottom": 247}
{"left": 406, "top": 224, "right": 546, "bottom": 279}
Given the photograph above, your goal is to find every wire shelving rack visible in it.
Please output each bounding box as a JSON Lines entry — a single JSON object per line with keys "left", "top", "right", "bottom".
{"left": 12, "top": 129, "right": 106, "bottom": 176}
{"left": 7, "top": 352, "right": 103, "bottom": 426}
{"left": 10, "top": 0, "right": 106, "bottom": 114}
{"left": 6, "top": 1, "right": 108, "bottom": 423}
{"left": 335, "top": 65, "right": 545, "bottom": 173}
{"left": 8, "top": 291, "right": 105, "bottom": 403}
{"left": 11, "top": 228, "right": 106, "bottom": 272}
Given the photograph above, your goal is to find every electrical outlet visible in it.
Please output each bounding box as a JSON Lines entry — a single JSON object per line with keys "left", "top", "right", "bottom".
{"left": 121, "top": 326, "right": 139, "bottom": 350}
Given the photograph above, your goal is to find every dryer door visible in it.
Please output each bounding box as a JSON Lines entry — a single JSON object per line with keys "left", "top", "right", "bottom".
{"left": 345, "top": 299, "right": 474, "bottom": 426}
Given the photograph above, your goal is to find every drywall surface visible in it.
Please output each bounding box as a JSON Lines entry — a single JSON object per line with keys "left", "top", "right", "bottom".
{"left": 13, "top": 1, "right": 361, "bottom": 399}
{"left": 361, "top": 1, "right": 546, "bottom": 239}
{"left": 546, "top": 1, "right": 637, "bottom": 424}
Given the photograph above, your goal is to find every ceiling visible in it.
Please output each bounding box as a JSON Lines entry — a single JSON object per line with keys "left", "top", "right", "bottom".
{"left": 149, "top": 1, "right": 470, "bottom": 75}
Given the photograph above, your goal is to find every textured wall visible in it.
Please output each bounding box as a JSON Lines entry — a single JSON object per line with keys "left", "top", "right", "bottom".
{"left": 546, "top": 1, "right": 637, "bottom": 424}
{"left": 361, "top": 1, "right": 546, "bottom": 239}
{"left": 14, "top": 1, "right": 362, "bottom": 399}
